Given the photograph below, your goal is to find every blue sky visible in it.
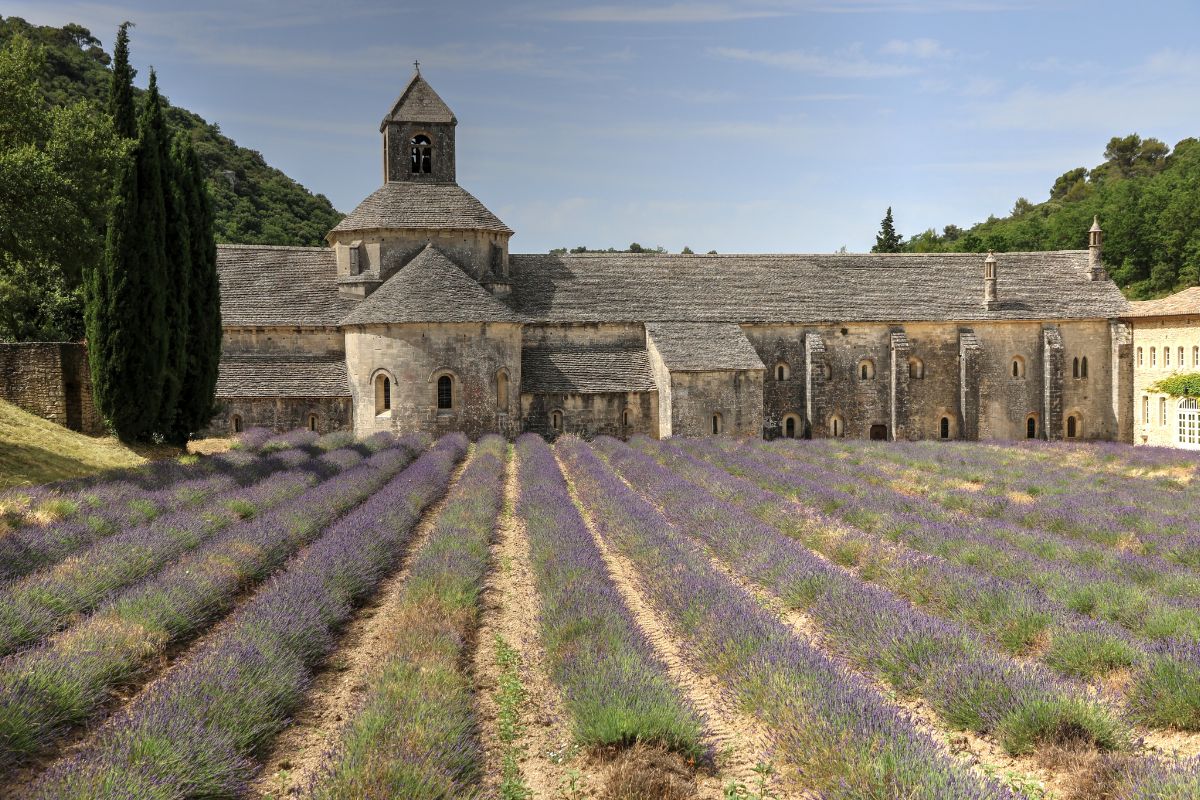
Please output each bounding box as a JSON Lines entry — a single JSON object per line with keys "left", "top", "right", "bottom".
{"left": 8, "top": 1, "right": 1200, "bottom": 253}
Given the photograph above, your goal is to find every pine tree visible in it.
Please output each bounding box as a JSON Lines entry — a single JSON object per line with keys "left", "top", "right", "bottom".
{"left": 173, "top": 134, "right": 222, "bottom": 439}
{"left": 872, "top": 206, "right": 904, "bottom": 253}
{"left": 87, "top": 43, "right": 168, "bottom": 441}
{"left": 145, "top": 72, "right": 190, "bottom": 441}
{"left": 107, "top": 22, "right": 135, "bottom": 139}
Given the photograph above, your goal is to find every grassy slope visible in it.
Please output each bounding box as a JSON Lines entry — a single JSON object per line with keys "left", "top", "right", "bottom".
{"left": 0, "top": 399, "right": 146, "bottom": 488}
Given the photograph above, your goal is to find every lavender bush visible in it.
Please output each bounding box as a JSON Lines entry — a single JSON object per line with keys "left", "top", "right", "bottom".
{"left": 308, "top": 435, "right": 508, "bottom": 799}
{"left": 555, "top": 437, "right": 1020, "bottom": 799}
{"left": 514, "top": 433, "right": 705, "bottom": 757}
{"left": 29, "top": 434, "right": 467, "bottom": 799}
{"left": 0, "top": 435, "right": 426, "bottom": 770}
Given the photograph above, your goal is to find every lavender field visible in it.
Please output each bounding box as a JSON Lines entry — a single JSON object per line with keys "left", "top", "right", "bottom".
{"left": 1, "top": 430, "right": 1198, "bottom": 799}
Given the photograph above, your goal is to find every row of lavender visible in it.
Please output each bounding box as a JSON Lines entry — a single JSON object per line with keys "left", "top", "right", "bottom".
{"left": 0, "top": 440, "right": 370, "bottom": 658}
{"left": 555, "top": 436, "right": 1024, "bottom": 798}
{"left": 30, "top": 434, "right": 468, "bottom": 798}
{"left": 647, "top": 436, "right": 1199, "bottom": 798}
{"left": 0, "top": 429, "right": 352, "bottom": 583}
{"left": 743, "top": 438, "right": 1200, "bottom": 650}
{"left": 306, "top": 435, "right": 508, "bottom": 798}
{"left": 678, "top": 437, "right": 1200, "bottom": 730}
{"left": 0, "top": 433, "right": 427, "bottom": 771}
{"left": 608, "top": 437, "right": 1128, "bottom": 753}
{"left": 513, "top": 434, "right": 705, "bottom": 757}
{"left": 823, "top": 437, "right": 1200, "bottom": 563}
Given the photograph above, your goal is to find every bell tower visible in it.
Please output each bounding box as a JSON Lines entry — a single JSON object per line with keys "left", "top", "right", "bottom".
{"left": 381, "top": 64, "right": 457, "bottom": 184}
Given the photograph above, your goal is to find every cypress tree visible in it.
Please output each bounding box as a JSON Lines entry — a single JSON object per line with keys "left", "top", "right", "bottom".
{"left": 108, "top": 22, "right": 136, "bottom": 139}
{"left": 87, "top": 57, "right": 168, "bottom": 441}
{"left": 173, "top": 134, "right": 222, "bottom": 439}
{"left": 872, "top": 206, "right": 904, "bottom": 253}
{"left": 145, "top": 72, "right": 190, "bottom": 442}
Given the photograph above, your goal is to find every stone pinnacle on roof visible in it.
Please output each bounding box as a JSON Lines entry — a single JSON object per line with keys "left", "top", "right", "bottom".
{"left": 1090, "top": 215, "right": 1102, "bottom": 233}
{"left": 380, "top": 70, "right": 456, "bottom": 130}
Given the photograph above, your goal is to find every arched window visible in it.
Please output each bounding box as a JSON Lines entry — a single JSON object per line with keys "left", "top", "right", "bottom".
{"left": 410, "top": 134, "right": 432, "bottom": 174}
{"left": 231, "top": 414, "right": 243, "bottom": 434}
{"left": 858, "top": 359, "right": 875, "bottom": 381}
{"left": 1081, "top": 356, "right": 1088, "bottom": 379}
{"left": 783, "top": 414, "right": 799, "bottom": 439}
{"left": 437, "top": 375, "right": 453, "bottom": 411}
{"left": 1026, "top": 415, "right": 1037, "bottom": 439}
{"left": 776, "top": 362, "right": 790, "bottom": 381}
{"left": 308, "top": 414, "right": 318, "bottom": 433}
{"left": 908, "top": 358, "right": 924, "bottom": 380}
{"left": 1137, "top": 347, "right": 1144, "bottom": 367}
{"left": 1072, "top": 357, "right": 1080, "bottom": 379}
{"left": 496, "top": 370, "right": 509, "bottom": 412}
{"left": 622, "top": 408, "right": 631, "bottom": 427}
{"left": 551, "top": 409, "right": 563, "bottom": 432}
{"left": 1012, "top": 356, "right": 1026, "bottom": 379}
{"left": 1179, "top": 398, "right": 1199, "bottom": 448}
{"left": 374, "top": 374, "right": 392, "bottom": 416}
{"left": 711, "top": 413, "right": 723, "bottom": 435}
{"left": 830, "top": 415, "right": 845, "bottom": 438}
{"left": 1066, "top": 415, "right": 1078, "bottom": 439}
{"left": 822, "top": 363, "right": 833, "bottom": 381}
{"left": 940, "top": 416, "right": 950, "bottom": 440}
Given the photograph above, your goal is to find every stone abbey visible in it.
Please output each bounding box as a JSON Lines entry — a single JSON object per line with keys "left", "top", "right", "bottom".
{"left": 208, "top": 70, "right": 1191, "bottom": 446}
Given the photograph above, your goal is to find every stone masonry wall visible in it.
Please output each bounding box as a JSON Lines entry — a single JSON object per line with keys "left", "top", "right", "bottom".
{"left": 521, "top": 391, "right": 658, "bottom": 439}
{"left": 0, "top": 343, "right": 102, "bottom": 434}
{"left": 345, "top": 322, "right": 522, "bottom": 440}
{"left": 206, "top": 397, "right": 352, "bottom": 437}
{"left": 668, "top": 369, "right": 763, "bottom": 438}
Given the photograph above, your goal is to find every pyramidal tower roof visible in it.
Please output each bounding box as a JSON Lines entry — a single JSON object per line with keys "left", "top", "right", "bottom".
{"left": 380, "top": 69, "right": 456, "bottom": 130}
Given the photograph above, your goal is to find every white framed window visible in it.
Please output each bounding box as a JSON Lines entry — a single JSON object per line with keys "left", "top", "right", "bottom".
{"left": 1152, "top": 347, "right": 1158, "bottom": 367}
{"left": 1161, "top": 397, "right": 1168, "bottom": 426}
{"left": 1143, "top": 395, "right": 1150, "bottom": 424}
{"left": 1179, "top": 398, "right": 1200, "bottom": 449}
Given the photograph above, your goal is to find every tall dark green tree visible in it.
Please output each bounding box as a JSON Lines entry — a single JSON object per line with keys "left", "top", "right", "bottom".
{"left": 144, "top": 71, "right": 190, "bottom": 441}
{"left": 872, "top": 206, "right": 903, "bottom": 253}
{"left": 86, "top": 28, "right": 168, "bottom": 440}
{"left": 107, "top": 22, "right": 135, "bottom": 139}
{"left": 173, "top": 133, "right": 221, "bottom": 440}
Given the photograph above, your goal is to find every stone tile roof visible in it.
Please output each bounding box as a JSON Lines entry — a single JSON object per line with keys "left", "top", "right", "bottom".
{"left": 509, "top": 251, "right": 1131, "bottom": 323}
{"left": 381, "top": 72, "right": 456, "bottom": 127}
{"left": 340, "top": 245, "right": 522, "bottom": 326}
{"left": 521, "top": 345, "right": 657, "bottom": 394}
{"left": 645, "top": 322, "right": 765, "bottom": 371}
{"left": 330, "top": 182, "right": 512, "bottom": 235}
{"left": 217, "top": 244, "right": 355, "bottom": 327}
{"left": 216, "top": 352, "right": 350, "bottom": 398}
{"left": 1125, "top": 287, "right": 1200, "bottom": 318}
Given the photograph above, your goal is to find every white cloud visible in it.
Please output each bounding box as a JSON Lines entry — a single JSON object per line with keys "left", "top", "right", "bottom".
{"left": 880, "top": 38, "right": 954, "bottom": 59}
{"left": 712, "top": 44, "right": 921, "bottom": 78}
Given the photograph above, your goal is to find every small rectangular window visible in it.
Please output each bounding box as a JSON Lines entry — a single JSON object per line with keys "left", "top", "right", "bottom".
{"left": 1161, "top": 397, "right": 1168, "bottom": 426}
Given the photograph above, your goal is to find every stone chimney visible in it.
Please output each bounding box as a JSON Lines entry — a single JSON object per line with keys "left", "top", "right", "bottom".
{"left": 1088, "top": 216, "right": 1106, "bottom": 281}
{"left": 983, "top": 251, "right": 998, "bottom": 311}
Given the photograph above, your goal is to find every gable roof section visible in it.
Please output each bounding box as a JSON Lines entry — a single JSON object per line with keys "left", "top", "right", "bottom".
{"left": 380, "top": 72, "right": 455, "bottom": 128}
{"left": 216, "top": 352, "right": 349, "bottom": 398}
{"left": 217, "top": 244, "right": 355, "bottom": 327}
{"left": 1125, "top": 287, "right": 1200, "bottom": 318}
{"left": 521, "top": 344, "right": 657, "bottom": 394}
{"left": 509, "top": 251, "right": 1130, "bottom": 324}
{"left": 330, "top": 182, "right": 513, "bottom": 235}
{"left": 646, "top": 322, "right": 765, "bottom": 371}
{"left": 340, "top": 245, "right": 521, "bottom": 326}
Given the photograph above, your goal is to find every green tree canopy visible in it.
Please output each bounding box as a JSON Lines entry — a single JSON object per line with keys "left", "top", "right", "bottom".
{"left": 872, "top": 207, "right": 903, "bottom": 253}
